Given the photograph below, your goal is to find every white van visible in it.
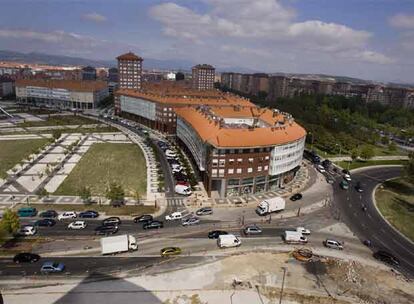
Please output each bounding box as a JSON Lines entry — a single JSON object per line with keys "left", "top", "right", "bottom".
{"left": 217, "top": 234, "right": 241, "bottom": 248}
{"left": 283, "top": 231, "right": 308, "bottom": 244}
{"left": 175, "top": 184, "right": 192, "bottom": 196}
{"left": 165, "top": 211, "right": 183, "bottom": 221}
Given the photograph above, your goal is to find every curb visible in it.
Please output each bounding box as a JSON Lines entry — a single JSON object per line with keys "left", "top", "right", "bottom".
{"left": 371, "top": 179, "right": 414, "bottom": 247}
{"left": 350, "top": 164, "right": 404, "bottom": 174}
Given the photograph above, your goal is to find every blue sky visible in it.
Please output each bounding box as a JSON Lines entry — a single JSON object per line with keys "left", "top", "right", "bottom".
{"left": 0, "top": 0, "right": 413, "bottom": 83}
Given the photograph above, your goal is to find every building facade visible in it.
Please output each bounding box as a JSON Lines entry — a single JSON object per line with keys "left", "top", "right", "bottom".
{"left": 0, "top": 75, "right": 14, "bottom": 97}
{"left": 16, "top": 79, "right": 108, "bottom": 109}
{"left": 192, "top": 64, "right": 215, "bottom": 90}
{"left": 81, "top": 66, "right": 97, "bottom": 80}
{"left": 117, "top": 52, "right": 143, "bottom": 90}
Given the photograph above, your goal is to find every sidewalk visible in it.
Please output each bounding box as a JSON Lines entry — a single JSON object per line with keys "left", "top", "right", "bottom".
{"left": 329, "top": 155, "right": 409, "bottom": 162}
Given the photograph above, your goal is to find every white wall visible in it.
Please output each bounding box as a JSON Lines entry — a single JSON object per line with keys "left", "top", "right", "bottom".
{"left": 120, "top": 96, "right": 156, "bottom": 121}
{"left": 269, "top": 137, "right": 305, "bottom": 176}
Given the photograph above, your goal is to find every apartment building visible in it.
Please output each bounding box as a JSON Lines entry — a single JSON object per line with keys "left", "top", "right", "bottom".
{"left": 117, "top": 52, "right": 143, "bottom": 90}
{"left": 81, "top": 66, "right": 97, "bottom": 80}
{"left": 0, "top": 75, "right": 14, "bottom": 97}
{"left": 192, "top": 64, "right": 215, "bottom": 90}
{"left": 16, "top": 79, "right": 108, "bottom": 109}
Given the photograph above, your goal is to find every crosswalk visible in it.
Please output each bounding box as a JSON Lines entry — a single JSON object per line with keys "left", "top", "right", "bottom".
{"left": 167, "top": 197, "right": 184, "bottom": 207}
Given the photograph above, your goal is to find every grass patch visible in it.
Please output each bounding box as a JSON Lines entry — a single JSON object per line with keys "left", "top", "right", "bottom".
{"left": 19, "top": 115, "right": 98, "bottom": 127}
{"left": 0, "top": 126, "right": 118, "bottom": 135}
{"left": 54, "top": 143, "right": 146, "bottom": 196}
{"left": 335, "top": 159, "right": 407, "bottom": 170}
{"left": 14, "top": 203, "right": 156, "bottom": 217}
{"left": 376, "top": 178, "right": 414, "bottom": 241}
{"left": 0, "top": 139, "right": 50, "bottom": 178}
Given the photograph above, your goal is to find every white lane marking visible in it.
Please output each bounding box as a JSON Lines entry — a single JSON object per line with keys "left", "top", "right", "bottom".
{"left": 367, "top": 213, "right": 372, "bottom": 219}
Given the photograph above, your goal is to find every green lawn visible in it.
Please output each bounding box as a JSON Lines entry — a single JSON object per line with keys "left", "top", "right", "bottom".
{"left": 0, "top": 139, "right": 51, "bottom": 178}
{"left": 20, "top": 115, "right": 98, "bottom": 127}
{"left": 376, "top": 178, "right": 414, "bottom": 241}
{"left": 54, "top": 143, "right": 147, "bottom": 196}
{"left": 335, "top": 160, "right": 407, "bottom": 170}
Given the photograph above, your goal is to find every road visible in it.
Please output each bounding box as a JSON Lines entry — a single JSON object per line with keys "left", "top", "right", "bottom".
{"left": 332, "top": 166, "right": 414, "bottom": 277}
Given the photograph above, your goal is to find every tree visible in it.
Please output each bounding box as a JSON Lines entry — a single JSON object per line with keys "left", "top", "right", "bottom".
{"left": 388, "top": 142, "right": 397, "bottom": 152}
{"left": 350, "top": 149, "right": 359, "bottom": 162}
{"left": 133, "top": 189, "right": 141, "bottom": 205}
{"left": 105, "top": 182, "right": 125, "bottom": 202}
{"left": 405, "top": 152, "right": 414, "bottom": 182}
{"left": 37, "top": 187, "right": 49, "bottom": 198}
{"left": 52, "top": 129, "right": 62, "bottom": 141}
{"left": 0, "top": 209, "right": 20, "bottom": 234}
{"left": 79, "top": 186, "right": 92, "bottom": 203}
{"left": 360, "top": 145, "right": 375, "bottom": 160}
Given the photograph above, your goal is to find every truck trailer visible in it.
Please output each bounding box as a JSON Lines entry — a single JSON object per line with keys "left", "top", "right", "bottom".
{"left": 100, "top": 234, "right": 138, "bottom": 255}
{"left": 256, "top": 197, "right": 286, "bottom": 216}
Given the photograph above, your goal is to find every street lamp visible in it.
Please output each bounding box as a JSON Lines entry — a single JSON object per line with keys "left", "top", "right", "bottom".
{"left": 335, "top": 143, "right": 342, "bottom": 158}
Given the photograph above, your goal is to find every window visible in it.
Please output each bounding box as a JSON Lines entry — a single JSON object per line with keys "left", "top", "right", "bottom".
{"left": 247, "top": 168, "right": 253, "bottom": 173}
{"left": 212, "top": 169, "right": 217, "bottom": 176}
{"left": 236, "top": 168, "right": 242, "bottom": 174}
{"left": 248, "top": 158, "right": 254, "bottom": 163}
{"left": 218, "top": 169, "right": 225, "bottom": 177}
{"left": 237, "top": 158, "right": 243, "bottom": 164}
{"left": 212, "top": 159, "right": 218, "bottom": 167}
{"left": 228, "top": 169, "right": 234, "bottom": 174}
{"left": 219, "top": 159, "right": 225, "bottom": 167}
{"left": 258, "top": 166, "right": 262, "bottom": 172}
{"left": 265, "top": 156, "right": 270, "bottom": 160}
{"left": 264, "top": 165, "right": 268, "bottom": 170}
{"left": 229, "top": 159, "right": 235, "bottom": 164}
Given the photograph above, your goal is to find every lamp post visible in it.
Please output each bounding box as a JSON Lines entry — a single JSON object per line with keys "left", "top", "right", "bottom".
{"left": 335, "top": 143, "right": 342, "bottom": 158}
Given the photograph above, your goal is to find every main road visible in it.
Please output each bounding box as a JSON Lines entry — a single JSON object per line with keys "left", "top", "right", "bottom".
{"left": 332, "top": 166, "right": 414, "bottom": 277}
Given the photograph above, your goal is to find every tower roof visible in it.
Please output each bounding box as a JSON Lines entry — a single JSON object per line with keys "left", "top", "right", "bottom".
{"left": 117, "top": 52, "right": 143, "bottom": 61}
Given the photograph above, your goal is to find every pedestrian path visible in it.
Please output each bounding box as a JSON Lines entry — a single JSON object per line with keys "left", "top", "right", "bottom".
{"left": 167, "top": 197, "right": 185, "bottom": 207}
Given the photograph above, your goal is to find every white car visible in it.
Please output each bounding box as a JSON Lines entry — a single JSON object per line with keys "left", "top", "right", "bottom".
{"left": 171, "top": 164, "right": 183, "bottom": 170}
{"left": 296, "top": 227, "right": 311, "bottom": 235}
{"left": 172, "top": 167, "right": 183, "bottom": 173}
{"left": 67, "top": 221, "right": 87, "bottom": 230}
{"left": 165, "top": 211, "right": 183, "bottom": 221}
{"left": 57, "top": 211, "right": 77, "bottom": 221}
{"left": 344, "top": 174, "right": 352, "bottom": 182}
{"left": 317, "top": 165, "right": 326, "bottom": 173}
{"left": 19, "top": 225, "right": 37, "bottom": 236}
{"left": 165, "top": 150, "right": 177, "bottom": 158}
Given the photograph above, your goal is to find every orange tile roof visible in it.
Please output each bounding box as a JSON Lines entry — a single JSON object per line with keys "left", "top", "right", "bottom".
{"left": 16, "top": 79, "right": 108, "bottom": 92}
{"left": 174, "top": 106, "right": 306, "bottom": 148}
{"left": 117, "top": 52, "right": 143, "bottom": 61}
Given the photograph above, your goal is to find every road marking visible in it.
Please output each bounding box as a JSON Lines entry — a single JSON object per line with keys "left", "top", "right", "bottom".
{"left": 367, "top": 213, "right": 372, "bottom": 219}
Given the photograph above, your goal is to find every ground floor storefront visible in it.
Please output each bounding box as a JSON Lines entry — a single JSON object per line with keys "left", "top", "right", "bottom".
{"left": 17, "top": 97, "right": 94, "bottom": 110}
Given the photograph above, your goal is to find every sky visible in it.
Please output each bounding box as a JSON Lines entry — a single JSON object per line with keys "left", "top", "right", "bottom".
{"left": 0, "top": 0, "right": 413, "bottom": 83}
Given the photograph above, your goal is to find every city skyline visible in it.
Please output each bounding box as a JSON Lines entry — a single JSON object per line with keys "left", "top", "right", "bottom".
{"left": 0, "top": 0, "right": 413, "bottom": 83}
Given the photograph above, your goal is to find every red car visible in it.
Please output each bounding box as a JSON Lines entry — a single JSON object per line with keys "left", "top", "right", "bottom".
{"left": 176, "top": 181, "right": 190, "bottom": 186}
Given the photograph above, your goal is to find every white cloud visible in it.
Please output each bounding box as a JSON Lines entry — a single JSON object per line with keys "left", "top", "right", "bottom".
{"left": 389, "top": 14, "right": 414, "bottom": 29}
{"left": 82, "top": 12, "right": 107, "bottom": 23}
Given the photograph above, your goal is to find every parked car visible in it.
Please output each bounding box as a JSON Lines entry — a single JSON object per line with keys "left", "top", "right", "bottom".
{"left": 244, "top": 224, "right": 262, "bottom": 235}
{"left": 165, "top": 212, "right": 183, "bottom": 221}
{"left": 340, "top": 180, "right": 349, "bottom": 190}
{"left": 143, "top": 220, "right": 164, "bottom": 229}
{"left": 342, "top": 169, "right": 350, "bottom": 175}
{"left": 196, "top": 207, "right": 213, "bottom": 216}
{"left": 343, "top": 174, "right": 352, "bottom": 182}
{"left": 323, "top": 239, "right": 343, "bottom": 250}
{"left": 17, "top": 207, "right": 38, "bottom": 217}
{"left": 67, "top": 221, "right": 87, "bottom": 230}
{"left": 326, "top": 177, "right": 335, "bottom": 184}
{"left": 165, "top": 150, "right": 177, "bottom": 158}
{"left": 373, "top": 250, "right": 400, "bottom": 266}
{"left": 111, "top": 199, "right": 125, "bottom": 208}
{"left": 296, "top": 227, "right": 311, "bottom": 235}
{"left": 39, "top": 210, "right": 58, "bottom": 218}
{"left": 176, "top": 181, "right": 190, "bottom": 187}
{"left": 13, "top": 252, "right": 40, "bottom": 263}
{"left": 175, "top": 184, "right": 192, "bottom": 196}
{"left": 79, "top": 210, "right": 99, "bottom": 218}
{"left": 172, "top": 167, "right": 183, "bottom": 174}
{"left": 40, "top": 261, "right": 65, "bottom": 273}
{"left": 95, "top": 225, "right": 119, "bottom": 235}
{"left": 102, "top": 217, "right": 122, "bottom": 226}
{"left": 182, "top": 217, "right": 200, "bottom": 226}
{"left": 208, "top": 230, "right": 228, "bottom": 239}
{"left": 133, "top": 214, "right": 153, "bottom": 223}
{"left": 34, "top": 219, "right": 56, "bottom": 227}
{"left": 290, "top": 193, "right": 303, "bottom": 201}
{"left": 160, "top": 247, "right": 182, "bottom": 257}
{"left": 57, "top": 211, "right": 77, "bottom": 220}
{"left": 18, "top": 225, "right": 37, "bottom": 236}
{"left": 316, "top": 165, "right": 326, "bottom": 173}
{"left": 355, "top": 182, "right": 364, "bottom": 193}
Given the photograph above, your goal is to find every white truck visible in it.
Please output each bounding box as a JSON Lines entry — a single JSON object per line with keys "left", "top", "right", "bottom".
{"left": 100, "top": 234, "right": 138, "bottom": 255}
{"left": 217, "top": 234, "right": 241, "bottom": 248}
{"left": 256, "top": 197, "right": 285, "bottom": 216}
{"left": 283, "top": 231, "right": 308, "bottom": 244}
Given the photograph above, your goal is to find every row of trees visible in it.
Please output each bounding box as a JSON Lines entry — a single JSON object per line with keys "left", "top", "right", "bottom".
{"left": 0, "top": 209, "right": 20, "bottom": 244}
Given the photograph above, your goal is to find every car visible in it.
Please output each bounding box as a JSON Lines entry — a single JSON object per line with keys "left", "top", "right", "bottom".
{"left": 42, "top": 197, "right": 55, "bottom": 203}
{"left": 40, "top": 261, "right": 65, "bottom": 273}
{"left": 323, "top": 239, "right": 343, "bottom": 250}
{"left": 176, "top": 181, "right": 190, "bottom": 187}
{"left": 355, "top": 183, "right": 364, "bottom": 193}
{"left": 143, "top": 220, "right": 164, "bottom": 229}
{"left": 244, "top": 224, "right": 262, "bottom": 235}
{"left": 95, "top": 225, "right": 119, "bottom": 235}
{"left": 134, "top": 214, "right": 153, "bottom": 223}
{"left": 18, "top": 225, "right": 37, "bottom": 236}
{"left": 172, "top": 167, "right": 183, "bottom": 173}
{"left": 182, "top": 217, "right": 200, "bottom": 226}
{"left": 79, "top": 210, "right": 99, "bottom": 218}
{"left": 340, "top": 180, "right": 349, "bottom": 190}
{"left": 322, "top": 159, "right": 331, "bottom": 169}
{"left": 165, "top": 150, "right": 177, "bottom": 158}
{"left": 165, "top": 211, "right": 183, "bottom": 221}
{"left": 342, "top": 169, "right": 350, "bottom": 175}
{"left": 296, "top": 227, "right": 311, "bottom": 235}
{"left": 289, "top": 193, "right": 303, "bottom": 201}
{"left": 160, "top": 247, "right": 182, "bottom": 257}
{"left": 67, "top": 221, "right": 87, "bottom": 230}
{"left": 102, "top": 217, "right": 122, "bottom": 226}
{"left": 57, "top": 211, "right": 77, "bottom": 220}
{"left": 13, "top": 252, "right": 41, "bottom": 263}
{"left": 343, "top": 174, "right": 352, "bottom": 182}
{"left": 317, "top": 165, "right": 326, "bottom": 173}
{"left": 196, "top": 207, "right": 213, "bottom": 216}
{"left": 17, "top": 207, "right": 38, "bottom": 217}
{"left": 208, "top": 230, "right": 228, "bottom": 239}
{"left": 111, "top": 199, "right": 125, "bottom": 208}
{"left": 171, "top": 163, "right": 182, "bottom": 169}
{"left": 39, "top": 210, "right": 58, "bottom": 218}
{"left": 373, "top": 251, "right": 400, "bottom": 266}
{"left": 167, "top": 158, "right": 180, "bottom": 165}
{"left": 34, "top": 219, "right": 56, "bottom": 227}
{"left": 326, "top": 177, "right": 335, "bottom": 184}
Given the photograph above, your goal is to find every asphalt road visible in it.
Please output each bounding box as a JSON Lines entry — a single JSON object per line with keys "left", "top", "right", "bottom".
{"left": 332, "top": 166, "right": 414, "bottom": 277}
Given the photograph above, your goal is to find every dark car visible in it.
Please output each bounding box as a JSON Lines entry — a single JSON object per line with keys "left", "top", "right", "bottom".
{"left": 13, "top": 252, "right": 40, "bottom": 263}
{"left": 134, "top": 214, "right": 153, "bottom": 223}
{"left": 111, "top": 199, "right": 125, "bottom": 208}
{"left": 342, "top": 169, "right": 350, "bottom": 175}
{"left": 290, "top": 193, "right": 303, "bottom": 201}
{"left": 208, "top": 230, "right": 228, "bottom": 239}
{"left": 95, "top": 225, "right": 119, "bottom": 235}
{"left": 167, "top": 158, "right": 180, "bottom": 165}
{"left": 355, "top": 182, "right": 364, "bottom": 193}
{"left": 34, "top": 219, "right": 56, "bottom": 227}
{"left": 39, "top": 210, "right": 58, "bottom": 218}
{"left": 373, "top": 250, "right": 400, "bottom": 266}
{"left": 143, "top": 220, "right": 164, "bottom": 229}
{"left": 322, "top": 159, "right": 331, "bottom": 168}
{"left": 79, "top": 210, "right": 99, "bottom": 218}
{"left": 102, "top": 217, "right": 122, "bottom": 226}
{"left": 196, "top": 207, "right": 213, "bottom": 216}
